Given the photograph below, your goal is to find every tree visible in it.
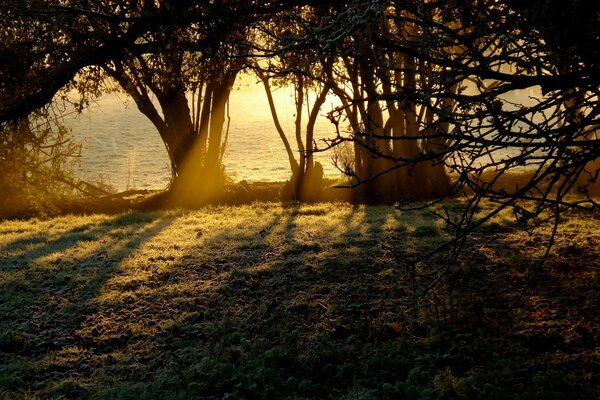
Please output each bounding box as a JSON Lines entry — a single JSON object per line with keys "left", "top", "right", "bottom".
{"left": 2, "top": 0, "right": 598, "bottom": 213}
{"left": 1, "top": 0, "right": 345, "bottom": 205}
{"left": 287, "top": 0, "right": 600, "bottom": 209}
{"left": 0, "top": 0, "right": 339, "bottom": 124}
{"left": 272, "top": 2, "right": 456, "bottom": 203}
{"left": 0, "top": 0, "right": 156, "bottom": 123}
{"left": 99, "top": 22, "right": 245, "bottom": 204}
{"left": 263, "top": 0, "right": 600, "bottom": 295}
{"left": 252, "top": 6, "right": 336, "bottom": 201}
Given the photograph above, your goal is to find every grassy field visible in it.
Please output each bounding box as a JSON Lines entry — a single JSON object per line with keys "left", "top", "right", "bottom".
{"left": 0, "top": 202, "right": 599, "bottom": 399}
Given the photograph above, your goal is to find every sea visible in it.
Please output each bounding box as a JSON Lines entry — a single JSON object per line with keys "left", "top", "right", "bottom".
{"left": 63, "top": 77, "right": 537, "bottom": 192}
{"left": 63, "top": 78, "right": 344, "bottom": 191}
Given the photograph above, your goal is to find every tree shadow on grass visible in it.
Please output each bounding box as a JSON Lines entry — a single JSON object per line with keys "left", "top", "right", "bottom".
{"left": 56, "top": 204, "right": 451, "bottom": 399}
{"left": 414, "top": 220, "right": 600, "bottom": 400}
{"left": 3, "top": 204, "right": 594, "bottom": 399}
{"left": 0, "top": 211, "right": 180, "bottom": 395}
{"left": 100, "top": 206, "right": 597, "bottom": 400}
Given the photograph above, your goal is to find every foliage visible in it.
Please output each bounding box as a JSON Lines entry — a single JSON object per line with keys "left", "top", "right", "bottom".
{"left": 0, "top": 0, "right": 268, "bottom": 207}
{"left": 0, "top": 117, "right": 80, "bottom": 218}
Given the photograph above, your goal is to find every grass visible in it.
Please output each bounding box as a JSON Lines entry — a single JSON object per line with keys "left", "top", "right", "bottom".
{"left": 0, "top": 202, "right": 599, "bottom": 399}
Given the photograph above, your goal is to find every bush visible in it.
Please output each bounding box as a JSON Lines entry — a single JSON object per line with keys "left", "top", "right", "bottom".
{"left": 0, "top": 117, "right": 80, "bottom": 218}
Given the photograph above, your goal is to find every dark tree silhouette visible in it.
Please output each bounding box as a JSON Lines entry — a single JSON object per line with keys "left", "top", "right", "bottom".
{"left": 0, "top": 0, "right": 332, "bottom": 204}
{"left": 98, "top": 22, "right": 245, "bottom": 203}
{"left": 260, "top": 3, "right": 457, "bottom": 203}
{"left": 253, "top": 0, "right": 600, "bottom": 296}
{"left": 0, "top": 0, "right": 333, "bottom": 124}
{"left": 251, "top": 7, "right": 335, "bottom": 201}
{"left": 1, "top": 0, "right": 598, "bottom": 215}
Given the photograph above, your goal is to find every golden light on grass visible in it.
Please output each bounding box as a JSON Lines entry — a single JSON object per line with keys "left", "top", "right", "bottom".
{"left": 3, "top": 201, "right": 598, "bottom": 396}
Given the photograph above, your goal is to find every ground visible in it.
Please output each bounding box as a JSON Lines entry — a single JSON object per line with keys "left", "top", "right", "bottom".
{"left": 0, "top": 202, "right": 599, "bottom": 399}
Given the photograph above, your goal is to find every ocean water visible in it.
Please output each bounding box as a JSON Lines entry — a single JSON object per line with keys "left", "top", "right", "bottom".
{"left": 64, "top": 79, "right": 537, "bottom": 192}
{"left": 64, "top": 80, "right": 343, "bottom": 191}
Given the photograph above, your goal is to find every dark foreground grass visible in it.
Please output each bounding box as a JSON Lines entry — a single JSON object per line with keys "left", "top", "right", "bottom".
{"left": 0, "top": 203, "right": 599, "bottom": 399}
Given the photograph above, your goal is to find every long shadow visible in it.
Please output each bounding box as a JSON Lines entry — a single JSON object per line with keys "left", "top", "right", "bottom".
{"left": 81, "top": 203, "right": 442, "bottom": 398}
{"left": 0, "top": 219, "right": 100, "bottom": 256}
{"left": 10, "top": 205, "right": 589, "bottom": 399}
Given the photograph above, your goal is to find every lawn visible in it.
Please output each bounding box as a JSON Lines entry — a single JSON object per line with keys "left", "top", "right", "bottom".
{"left": 0, "top": 202, "right": 598, "bottom": 399}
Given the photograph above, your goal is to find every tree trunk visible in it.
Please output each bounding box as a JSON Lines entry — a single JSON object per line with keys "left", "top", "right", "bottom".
{"left": 356, "top": 39, "right": 395, "bottom": 204}
{"left": 403, "top": 54, "right": 432, "bottom": 200}
{"left": 159, "top": 90, "right": 195, "bottom": 177}
{"left": 205, "top": 73, "right": 237, "bottom": 169}
{"left": 259, "top": 70, "right": 299, "bottom": 174}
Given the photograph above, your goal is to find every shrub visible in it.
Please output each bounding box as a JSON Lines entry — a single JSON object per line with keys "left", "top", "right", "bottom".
{"left": 0, "top": 116, "right": 80, "bottom": 217}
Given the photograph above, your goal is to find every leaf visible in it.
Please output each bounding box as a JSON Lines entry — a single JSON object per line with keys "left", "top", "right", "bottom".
{"left": 384, "top": 322, "right": 403, "bottom": 334}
